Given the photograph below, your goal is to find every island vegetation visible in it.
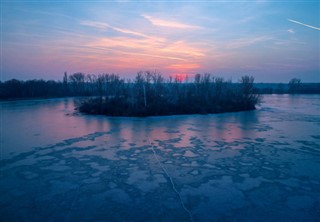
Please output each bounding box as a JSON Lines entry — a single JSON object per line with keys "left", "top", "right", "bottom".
{"left": 77, "top": 72, "right": 261, "bottom": 116}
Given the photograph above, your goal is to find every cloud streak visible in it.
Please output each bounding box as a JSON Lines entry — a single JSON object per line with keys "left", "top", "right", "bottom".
{"left": 80, "top": 21, "right": 108, "bottom": 30}
{"left": 226, "top": 36, "right": 271, "bottom": 49}
{"left": 3, "top": 1, "right": 320, "bottom": 81}
{"left": 287, "top": 29, "right": 295, "bottom": 34}
{"left": 142, "top": 15, "right": 201, "bottom": 29}
{"left": 288, "top": 19, "right": 320, "bottom": 31}
{"left": 86, "top": 37, "right": 204, "bottom": 60}
{"left": 81, "top": 20, "right": 153, "bottom": 38}
{"left": 79, "top": 19, "right": 206, "bottom": 73}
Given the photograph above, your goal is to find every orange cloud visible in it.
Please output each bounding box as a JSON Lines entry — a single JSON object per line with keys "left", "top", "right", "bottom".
{"left": 167, "top": 63, "right": 200, "bottom": 70}
{"left": 84, "top": 36, "right": 206, "bottom": 62}
{"left": 57, "top": 22, "right": 208, "bottom": 75}
{"left": 85, "top": 38, "right": 187, "bottom": 62}
{"left": 166, "top": 63, "right": 200, "bottom": 78}
{"left": 161, "top": 41, "right": 205, "bottom": 58}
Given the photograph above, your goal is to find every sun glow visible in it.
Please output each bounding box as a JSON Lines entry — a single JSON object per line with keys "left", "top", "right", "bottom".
{"left": 171, "top": 73, "right": 189, "bottom": 82}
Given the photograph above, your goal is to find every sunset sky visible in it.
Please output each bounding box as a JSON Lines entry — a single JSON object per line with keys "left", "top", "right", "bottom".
{"left": 1, "top": 1, "right": 319, "bottom": 82}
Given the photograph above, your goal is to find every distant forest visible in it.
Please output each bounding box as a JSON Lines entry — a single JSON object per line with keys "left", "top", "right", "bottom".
{"left": 1, "top": 71, "right": 319, "bottom": 116}
{"left": 0, "top": 72, "right": 319, "bottom": 100}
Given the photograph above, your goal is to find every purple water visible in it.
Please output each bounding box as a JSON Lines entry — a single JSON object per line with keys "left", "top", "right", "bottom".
{"left": 1, "top": 94, "right": 319, "bottom": 221}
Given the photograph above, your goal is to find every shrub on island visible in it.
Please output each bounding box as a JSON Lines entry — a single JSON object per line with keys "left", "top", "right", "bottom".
{"left": 77, "top": 72, "right": 261, "bottom": 117}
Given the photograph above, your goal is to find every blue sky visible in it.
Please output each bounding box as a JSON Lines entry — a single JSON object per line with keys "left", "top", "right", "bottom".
{"left": 1, "top": 0, "right": 319, "bottom": 82}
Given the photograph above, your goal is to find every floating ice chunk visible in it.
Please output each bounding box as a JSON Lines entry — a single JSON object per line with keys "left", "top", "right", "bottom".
{"left": 126, "top": 169, "right": 161, "bottom": 192}
{"left": 184, "top": 150, "right": 198, "bottom": 158}
{"left": 190, "top": 170, "right": 200, "bottom": 176}
{"left": 181, "top": 161, "right": 200, "bottom": 167}
{"left": 109, "top": 182, "right": 117, "bottom": 189}
{"left": 154, "top": 174, "right": 167, "bottom": 183}
{"left": 203, "top": 163, "right": 218, "bottom": 169}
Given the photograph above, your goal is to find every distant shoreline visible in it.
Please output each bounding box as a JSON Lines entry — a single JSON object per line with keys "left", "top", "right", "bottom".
{"left": 1, "top": 73, "right": 319, "bottom": 102}
{"left": 1, "top": 91, "right": 320, "bottom": 102}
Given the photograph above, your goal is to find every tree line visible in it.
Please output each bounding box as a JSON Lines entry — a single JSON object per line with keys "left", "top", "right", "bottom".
{"left": 77, "top": 71, "right": 261, "bottom": 116}
{"left": 0, "top": 72, "right": 105, "bottom": 99}
{"left": 1, "top": 72, "right": 318, "bottom": 100}
{"left": 254, "top": 78, "right": 320, "bottom": 94}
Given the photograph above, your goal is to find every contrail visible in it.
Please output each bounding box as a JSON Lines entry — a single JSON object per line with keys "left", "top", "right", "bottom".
{"left": 288, "top": 19, "right": 320, "bottom": 31}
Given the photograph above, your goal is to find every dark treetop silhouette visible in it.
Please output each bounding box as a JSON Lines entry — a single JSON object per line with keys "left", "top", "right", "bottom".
{"left": 75, "top": 72, "right": 261, "bottom": 117}
{"left": 1, "top": 71, "right": 319, "bottom": 116}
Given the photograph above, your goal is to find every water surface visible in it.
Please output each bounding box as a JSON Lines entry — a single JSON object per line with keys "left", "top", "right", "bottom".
{"left": 1, "top": 95, "right": 320, "bottom": 221}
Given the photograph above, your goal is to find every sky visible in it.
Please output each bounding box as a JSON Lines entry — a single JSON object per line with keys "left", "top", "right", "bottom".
{"left": 1, "top": 0, "right": 319, "bottom": 82}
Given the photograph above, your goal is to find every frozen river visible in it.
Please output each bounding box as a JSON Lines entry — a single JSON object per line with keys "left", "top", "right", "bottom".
{"left": 1, "top": 95, "right": 320, "bottom": 221}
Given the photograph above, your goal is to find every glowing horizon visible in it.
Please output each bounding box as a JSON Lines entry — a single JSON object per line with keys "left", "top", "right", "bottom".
{"left": 1, "top": 1, "right": 319, "bottom": 82}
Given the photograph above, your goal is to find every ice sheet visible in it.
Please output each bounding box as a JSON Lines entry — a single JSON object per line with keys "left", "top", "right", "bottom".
{"left": 1, "top": 95, "right": 320, "bottom": 221}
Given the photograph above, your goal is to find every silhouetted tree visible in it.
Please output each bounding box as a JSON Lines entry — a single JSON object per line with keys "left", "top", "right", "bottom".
{"left": 1, "top": 72, "right": 317, "bottom": 102}
{"left": 288, "top": 78, "right": 301, "bottom": 94}
{"left": 77, "top": 72, "right": 262, "bottom": 116}
{"left": 63, "top": 72, "right": 69, "bottom": 95}
{"left": 69, "top": 72, "right": 86, "bottom": 95}
{"left": 239, "top": 76, "right": 261, "bottom": 110}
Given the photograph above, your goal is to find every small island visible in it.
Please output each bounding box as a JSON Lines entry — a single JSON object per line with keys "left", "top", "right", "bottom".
{"left": 77, "top": 71, "right": 261, "bottom": 117}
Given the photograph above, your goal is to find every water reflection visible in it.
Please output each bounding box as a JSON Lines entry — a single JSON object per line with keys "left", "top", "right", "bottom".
{"left": 0, "top": 98, "right": 272, "bottom": 157}
{"left": 1, "top": 95, "right": 320, "bottom": 221}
